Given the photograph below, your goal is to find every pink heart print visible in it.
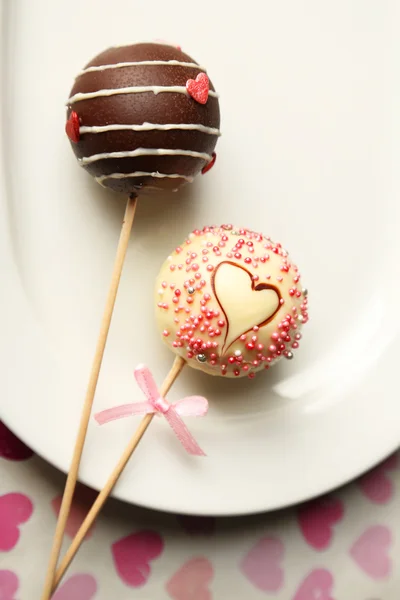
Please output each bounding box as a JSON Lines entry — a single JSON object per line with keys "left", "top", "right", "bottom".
{"left": 177, "top": 515, "right": 216, "bottom": 536}
{"left": 0, "top": 422, "right": 33, "bottom": 461}
{"left": 240, "top": 537, "right": 284, "bottom": 592}
{"left": 51, "top": 485, "right": 97, "bottom": 540}
{"left": 112, "top": 530, "right": 164, "bottom": 587}
{"left": 293, "top": 569, "right": 335, "bottom": 600}
{"left": 52, "top": 574, "right": 97, "bottom": 600}
{"left": 0, "top": 570, "right": 19, "bottom": 600}
{"left": 298, "top": 497, "right": 344, "bottom": 550}
{"left": 350, "top": 525, "right": 392, "bottom": 579}
{"left": 358, "top": 453, "right": 399, "bottom": 504}
{"left": 166, "top": 557, "right": 213, "bottom": 600}
{"left": 0, "top": 493, "right": 33, "bottom": 551}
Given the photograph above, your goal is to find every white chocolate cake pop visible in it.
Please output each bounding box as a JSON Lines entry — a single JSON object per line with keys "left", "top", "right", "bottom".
{"left": 155, "top": 225, "right": 309, "bottom": 378}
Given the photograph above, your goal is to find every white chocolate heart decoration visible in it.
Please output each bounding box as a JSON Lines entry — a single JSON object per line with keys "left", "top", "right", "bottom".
{"left": 213, "top": 262, "right": 281, "bottom": 353}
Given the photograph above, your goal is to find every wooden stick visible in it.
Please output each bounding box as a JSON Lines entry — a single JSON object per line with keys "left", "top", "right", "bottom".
{"left": 51, "top": 355, "right": 185, "bottom": 595}
{"left": 41, "top": 195, "right": 138, "bottom": 600}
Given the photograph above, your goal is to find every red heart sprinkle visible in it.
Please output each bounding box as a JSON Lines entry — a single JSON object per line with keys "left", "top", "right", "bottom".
{"left": 65, "top": 111, "right": 80, "bottom": 143}
{"left": 186, "top": 73, "right": 209, "bottom": 104}
{"left": 202, "top": 152, "right": 216, "bottom": 175}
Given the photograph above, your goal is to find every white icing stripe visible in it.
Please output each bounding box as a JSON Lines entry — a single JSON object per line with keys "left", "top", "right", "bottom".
{"left": 80, "top": 148, "right": 212, "bottom": 165}
{"left": 77, "top": 60, "right": 206, "bottom": 76}
{"left": 67, "top": 86, "right": 219, "bottom": 104}
{"left": 79, "top": 122, "right": 221, "bottom": 136}
{"left": 96, "top": 171, "right": 193, "bottom": 185}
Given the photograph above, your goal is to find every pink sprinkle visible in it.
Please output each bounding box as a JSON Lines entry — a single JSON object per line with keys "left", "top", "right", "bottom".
{"left": 170, "top": 265, "right": 176, "bottom": 271}
{"left": 207, "top": 265, "right": 214, "bottom": 271}
{"left": 163, "top": 330, "right": 170, "bottom": 337}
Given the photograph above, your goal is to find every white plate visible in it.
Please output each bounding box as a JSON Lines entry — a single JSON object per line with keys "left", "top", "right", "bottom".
{"left": 1, "top": 0, "right": 399, "bottom": 516}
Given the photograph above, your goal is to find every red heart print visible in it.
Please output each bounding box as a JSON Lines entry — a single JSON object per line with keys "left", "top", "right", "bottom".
{"left": 350, "top": 525, "right": 392, "bottom": 579}
{"left": 240, "top": 537, "right": 284, "bottom": 592}
{"left": 293, "top": 569, "right": 335, "bottom": 600}
{"left": 52, "top": 574, "right": 97, "bottom": 600}
{"left": 177, "top": 515, "right": 216, "bottom": 536}
{"left": 65, "top": 111, "right": 80, "bottom": 143}
{"left": 0, "top": 422, "right": 33, "bottom": 461}
{"left": 186, "top": 73, "right": 209, "bottom": 104}
{"left": 166, "top": 557, "right": 213, "bottom": 600}
{"left": 298, "top": 497, "right": 344, "bottom": 550}
{"left": 201, "top": 153, "right": 217, "bottom": 175}
{"left": 358, "top": 453, "right": 399, "bottom": 504}
{"left": 112, "top": 530, "right": 164, "bottom": 587}
{"left": 0, "top": 570, "right": 19, "bottom": 600}
{"left": 0, "top": 493, "right": 33, "bottom": 551}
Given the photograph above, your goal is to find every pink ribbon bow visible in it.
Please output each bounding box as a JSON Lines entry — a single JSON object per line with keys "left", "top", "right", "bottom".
{"left": 94, "top": 365, "right": 208, "bottom": 456}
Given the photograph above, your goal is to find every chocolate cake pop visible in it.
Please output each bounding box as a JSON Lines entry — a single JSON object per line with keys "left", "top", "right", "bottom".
{"left": 155, "top": 225, "right": 309, "bottom": 378}
{"left": 65, "top": 42, "right": 220, "bottom": 194}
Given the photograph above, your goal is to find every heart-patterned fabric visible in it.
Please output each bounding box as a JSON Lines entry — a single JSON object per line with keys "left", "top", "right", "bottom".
{"left": 1, "top": 421, "right": 399, "bottom": 598}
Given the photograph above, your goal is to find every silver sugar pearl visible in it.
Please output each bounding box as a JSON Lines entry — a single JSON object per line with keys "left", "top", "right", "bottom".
{"left": 302, "top": 288, "right": 308, "bottom": 296}
{"left": 234, "top": 350, "right": 242, "bottom": 357}
{"left": 298, "top": 315, "right": 304, "bottom": 322}
{"left": 196, "top": 353, "right": 207, "bottom": 363}
{"left": 286, "top": 351, "right": 294, "bottom": 360}
{"left": 188, "top": 286, "right": 195, "bottom": 294}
